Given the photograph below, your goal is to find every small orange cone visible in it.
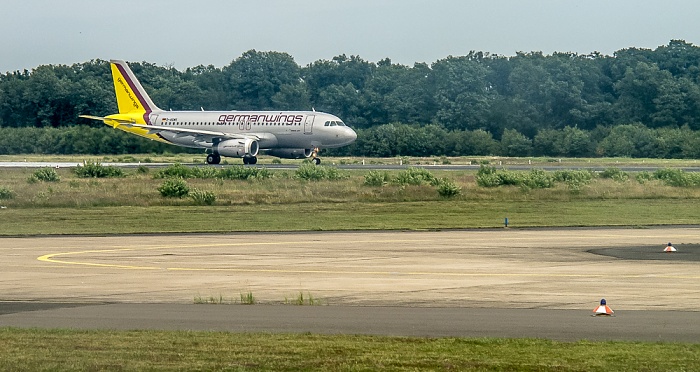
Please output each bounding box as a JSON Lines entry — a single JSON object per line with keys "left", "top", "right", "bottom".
{"left": 593, "top": 298, "right": 614, "bottom": 316}
{"left": 664, "top": 242, "right": 677, "bottom": 252}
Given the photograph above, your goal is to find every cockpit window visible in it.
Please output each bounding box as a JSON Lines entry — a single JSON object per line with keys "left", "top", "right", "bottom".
{"left": 324, "top": 120, "right": 347, "bottom": 127}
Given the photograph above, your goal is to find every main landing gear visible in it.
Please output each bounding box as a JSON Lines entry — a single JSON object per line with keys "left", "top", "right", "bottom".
{"left": 205, "top": 154, "right": 258, "bottom": 165}
{"left": 206, "top": 153, "right": 220, "bottom": 165}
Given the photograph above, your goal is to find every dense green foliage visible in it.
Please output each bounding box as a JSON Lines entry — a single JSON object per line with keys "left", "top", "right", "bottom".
{"left": 73, "top": 161, "right": 123, "bottom": 178}
{"left": 153, "top": 163, "right": 271, "bottom": 180}
{"left": 189, "top": 188, "right": 216, "bottom": 205}
{"left": 29, "top": 168, "right": 60, "bottom": 183}
{"left": 0, "top": 186, "right": 13, "bottom": 199}
{"left": 294, "top": 164, "right": 348, "bottom": 180}
{"left": 157, "top": 178, "right": 190, "bottom": 198}
{"left": 4, "top": 41, "right": 700, "bottom": 158}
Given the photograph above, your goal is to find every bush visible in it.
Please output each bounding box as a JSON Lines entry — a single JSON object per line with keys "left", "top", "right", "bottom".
{"left": 158, "top": 178, "right": 190, "bottom": 198}
{"left": 219, "top": 166, "right": 271, "bottom": 180}
{"left": 476, "top": 166, "right": 554, "bottom": 189}
{"left": 393, "top": 167, "right": 436, "bottom": 186}
{"left": 635, "top": 171, "right": 654, "bottom": 184}
{"left": 653, "top": 168, "right": 700, "bottom": 187}
{"left": 553, "top": 169, "right": 594, "bottom": 184}
{"left": 476, "top": 166, "right": 502, "bottom": 187}
{"left": 599, "top": 167, "right": 629, "bottom": 182}
{"left": 363, "top": 171, "right": 391, "bottom": 187}
{"left": 31, "top": 168, "right": 60, "bottom": 183}
{"left": 136, "top": 165, "right": 149, "bottom": 175}
{"left": 189, "top": 189, "right": 216, "bottom": 205}
{"left": 436, "top": 178, "right": 461, "bottom": 197}
{"left": 153, "top": 163, "right": 193, "bottom": 179}
{"left": 74, "top": 161, "right": 124, "bottom": 178}
{"left": 190, "top": 166, "right": 219, "bottom": 179}
{"left": 522, "top": 169, "right": 555, "bottom": 189}
{"left": 0, "top": 186, "right": 14, "bottom": 200}
{"left": 554, "top": 169, "right": 594, "bottom": 191}
{"left": 294, "top": 164, "right": 346, "bottom": 181}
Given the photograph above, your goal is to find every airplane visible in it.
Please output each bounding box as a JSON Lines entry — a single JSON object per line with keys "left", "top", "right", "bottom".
{"left": 80, "top": 59, "right": 357, "bottom": 165}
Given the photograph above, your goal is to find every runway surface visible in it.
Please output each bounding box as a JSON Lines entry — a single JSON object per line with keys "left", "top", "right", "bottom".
{"left": 1, "top": 227, "right": 700, "bottom": 341}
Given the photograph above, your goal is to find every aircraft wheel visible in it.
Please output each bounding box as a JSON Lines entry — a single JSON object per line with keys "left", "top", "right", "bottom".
{"left": 242, "top": 157, "right": 249, "bottom": 165}
{"left": 313, "top": 158, "right": 321, "bottom": 165}
{"left": 249, "top": 156, "right": 258, "bottom": 165}
{"left": 206, "top": 154, "right": 220, "bottom": 165}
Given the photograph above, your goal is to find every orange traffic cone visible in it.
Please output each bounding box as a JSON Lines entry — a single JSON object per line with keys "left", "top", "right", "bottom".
{"left": 664, "top": 242, "right": 677, "bottom": 252}
{"left": 593, "top": 298, "right": 614, "bottom": 316}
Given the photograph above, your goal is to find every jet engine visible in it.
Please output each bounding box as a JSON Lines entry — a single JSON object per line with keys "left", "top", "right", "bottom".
{"left": 266, "top": 148, "right": 313, "bottom": 159}
{"left": 215, "top": 138, "right": 259, "bottom": 158}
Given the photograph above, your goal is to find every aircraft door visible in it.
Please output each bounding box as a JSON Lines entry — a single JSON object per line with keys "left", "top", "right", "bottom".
{"left": 149, "top": 113, "right": 160, "bottom": 125}
{"left": 304, "top": 115, "right": 315, "bottom": 134}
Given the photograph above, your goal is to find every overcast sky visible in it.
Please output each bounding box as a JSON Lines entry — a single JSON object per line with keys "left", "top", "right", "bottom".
{"left": 3, "top": 0, "right": 699, "bottom": 73}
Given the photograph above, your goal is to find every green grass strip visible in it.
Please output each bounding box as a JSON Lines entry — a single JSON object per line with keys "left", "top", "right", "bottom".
{"left": 0, "top": 328, "right": 698, "bottom": 371}
{"left": 0, "top": 199, "right": 696, "bottom": 236}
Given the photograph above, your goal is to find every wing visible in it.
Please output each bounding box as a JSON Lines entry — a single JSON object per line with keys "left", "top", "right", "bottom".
{"left": 79, "top": 115, "right": 259, "bottom": 142}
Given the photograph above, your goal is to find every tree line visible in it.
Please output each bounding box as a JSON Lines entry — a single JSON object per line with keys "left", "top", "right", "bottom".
{"left": 3, "top": 123, "right": 700, "bottom": 159}
{"left": 2, "top": 40, "right": 700, "bottom": 158}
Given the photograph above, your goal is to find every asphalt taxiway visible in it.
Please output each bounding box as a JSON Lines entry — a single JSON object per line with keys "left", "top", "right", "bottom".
{"left": 1, "top": 227, "right": 699, "bottom": 341}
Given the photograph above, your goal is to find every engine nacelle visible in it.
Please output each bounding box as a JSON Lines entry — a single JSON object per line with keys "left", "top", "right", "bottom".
{"left": 266, "top": 148, "right": 313, "bottom": 159}
{"left": 215, "top": 138, "right": 259, "bottom": 158}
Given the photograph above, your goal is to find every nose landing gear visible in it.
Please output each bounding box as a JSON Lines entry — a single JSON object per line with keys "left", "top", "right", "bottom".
{"left": 312, "top": 147, "right": 321, "bottom": 165}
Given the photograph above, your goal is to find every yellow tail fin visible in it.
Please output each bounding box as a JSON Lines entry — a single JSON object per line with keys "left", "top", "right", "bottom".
{"left": 110, "top": 60, "right": 162, "bottom": 115}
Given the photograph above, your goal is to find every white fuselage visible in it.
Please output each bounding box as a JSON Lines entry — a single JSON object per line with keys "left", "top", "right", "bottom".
{"left": 150, "top": 110, "right": 357, "bottom": 150}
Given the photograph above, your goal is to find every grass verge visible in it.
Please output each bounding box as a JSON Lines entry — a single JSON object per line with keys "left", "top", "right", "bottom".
{"left": 0, "top": 199, "right": 697, "bottom": 235}
{"left": 0, "top": 328, "right": 697, "bottom": 371}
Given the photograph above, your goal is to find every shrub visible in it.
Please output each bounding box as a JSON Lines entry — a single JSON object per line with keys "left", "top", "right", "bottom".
{"left": 158, "top": 178, "right": 190, "bottom": 198}
{"left": 522, "top": 169, "right": 555, "bottom": 189}
{"left": 189, "top": 189, "right": 216, "bottom": 205}
{"left": 190, "top": 166, "right": 219, "bottom": 179}
{"left": 553, "top": 169, "right": 594, "bottom": 184}
{"left": 394, "top": 167, "right": 436, "bottom": 186}
{"left": 435, "top": 178, "right": 461, "bottom": 198}
{"left": 476, "top": 166, "right": 554, "bottom": 189}
{"left": 496, "top": 170, "right": 524, "bottom": 186}
{"left": 153, "top": 163, "right": 192, "bottom": 179}
{"left": 219, "top": 166, "right": 271, "bottom": 180}
{"left": 653, "top": 168, "right": 700, "bottom": 187}
{"left": 599, "top": 167, "right": 629, "bottom": 182}
{"left": 74, "top": 161, "right": 124, "bottom": 178}
{"left": 554, "top": 169, "right": 594, "bottom": 191}
{"left": 31, "top": 168, "right": 60, "bottom": 182}
{"left": 476, "top": 166, "right": 502, "bottom": 187}
{"left": 364, "top": 171, "right": 391, "bottom": 187}
{"left": 136, "top": 165, "right": 149, "bottom": 174}
{"left": 635, "top": 171, "right": 654, "bottom": 184}
{"left": 295, "top": 164, "right": 325, "bottom": 180}
{"left": 294, "top": 164, "right": 346, "bottom": 181}
{"left": 321, "top": 166, "right": 347, "bottom": 181}
{"left": 0, "top": 186, "right": 14, "bottom": 200}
